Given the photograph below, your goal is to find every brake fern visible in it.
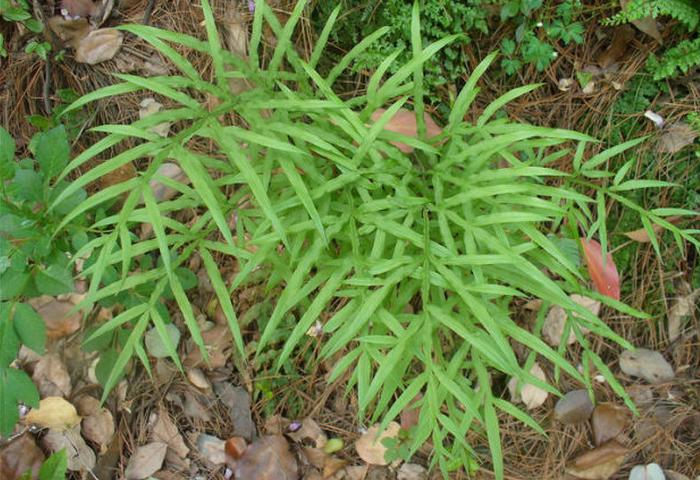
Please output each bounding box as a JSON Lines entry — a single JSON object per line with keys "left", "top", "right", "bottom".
{"left": 51, "top": 0, "right": 697, "bottom": 476}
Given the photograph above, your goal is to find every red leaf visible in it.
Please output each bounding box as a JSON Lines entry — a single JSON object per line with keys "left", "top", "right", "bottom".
{"left": 581, "top": 239, "right": 620, "bottom": 300}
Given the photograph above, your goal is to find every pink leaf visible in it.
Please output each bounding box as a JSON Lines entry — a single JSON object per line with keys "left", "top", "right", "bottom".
{"left": 581, "top": 239, "right": 620, "bottom": 300}
{"left": 370, "top": 108, "right": 442, "bottom": 153}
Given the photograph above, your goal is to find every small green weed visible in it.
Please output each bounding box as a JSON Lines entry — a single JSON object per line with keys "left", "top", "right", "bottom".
{"left": 0, "top": 0, "right": 49, "bottom": 59}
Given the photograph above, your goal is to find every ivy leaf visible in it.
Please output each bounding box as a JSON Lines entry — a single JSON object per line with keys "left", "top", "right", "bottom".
{"left": 13, "top": 302, "right": 47, "bottom": 355}
{"left": 34, "top": 265, "right": 74, "bottom": 296}
{"left": 581, "top": 238, "right": 621, "bottom": 300}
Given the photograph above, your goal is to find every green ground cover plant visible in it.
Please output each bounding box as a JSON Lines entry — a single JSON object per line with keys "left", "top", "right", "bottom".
{"left": 41, "top": 0, "right": 698, "bottom": 475}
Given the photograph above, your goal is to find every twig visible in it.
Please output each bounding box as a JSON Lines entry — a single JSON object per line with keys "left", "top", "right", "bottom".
{"left": 43, "top": 56, "right": 52, "bottom": 115}
{"left": 143, "top": 0, "right": 157, "bottom": 25}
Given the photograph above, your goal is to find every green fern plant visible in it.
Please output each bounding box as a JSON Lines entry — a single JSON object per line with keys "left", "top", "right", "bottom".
{"left": 50, "top": 0, "right": 697, "bottom": 476}
{"left": 606, "top": 0, "right": 700, "bottom": 80}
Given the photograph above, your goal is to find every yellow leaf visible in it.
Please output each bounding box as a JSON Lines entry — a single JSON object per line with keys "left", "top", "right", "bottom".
{"left": 24, "top": 397, "right": 81, "bottom": 431}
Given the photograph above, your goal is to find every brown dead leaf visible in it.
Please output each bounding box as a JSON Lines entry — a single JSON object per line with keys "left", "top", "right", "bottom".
{"left": 370, "top": 108, "right": 442, "bottom": 153}
{"left": 196, "top": 433, "right": 226, "bottom": 466}
{"left": 232, "top": 435, "right": 298, "bottom": 480}
{"left": 625, "top": 216, "right": 681, "bottom": 243}
{"left": 149, "top": 410, "right": 189, "bottom": 459}
{"left": 542, "top": 294, "right": 600, "bottom": 346}
{"left": 215, "top": 383, "right": 256, "bottom": 441}
{"left": 400, "top": 393, "right": 422, "bottom": 430}
{"left": 28, "top": 296, "right": 82, "bottom": 339}
{"left": 592, "top": 403, "right": 629, "bottom": 446}
{"left": 0, "top": 433, "right": 45, "bottom": 480}
{"left": 287, "top": 418, "right": 327, "bottom": 448}
{"left": 47, "top": 16, "right": 91, "bottom": 48}
{"left": 24, "top": 396, "right": 81, "bottom": 431}
{"left": 225, "top": 436, "right": 247, "bottom": 460}
{"left": 619, "top": 348, "right": 675, "bottom": 384}
{"left": 507, "top": 362, "right": 548, "bottom": 410}
{"left": 355, "top": 422, "right": 400, "bottom": 466}
{"left": 183, "top": 391, "right": 213, "bottom": 422}
{"left": 61, "top": 0, "right": 98, "bottom": 17}
{"left": 42, "top": 426, "right": 96, "bottom": 471}
{"left": 598, "top": 25, "right": 635, "bottom": 69}
{"left": 125, "top": 442, "right": 168, "bottom": 480}
{"left": 566, "top": 440, "right": 627, "bottom": 479}
{"left": 184, "top": 325, "right": 232, "bottom": 369}
{"left": 139, "top": 99, "right": 171, "bottom": 138}
{"left": 659, "top": 122, "right": 698, "bottom": 154}
{"left": 621, "top": 0, "right": 662, "bottom": 42}
{"left": 75, "top": 396, "right": 114, "bottom": 453}
{"left": 75, "top": 28, "right": 123, "bottom": 65}
{"left": 397, "top": 463, "right": 428, "bottom": 480}
{"left": 32, "top": 353, "right": 72, "bottom": 398}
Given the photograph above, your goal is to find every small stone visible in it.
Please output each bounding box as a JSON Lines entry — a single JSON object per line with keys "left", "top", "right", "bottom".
{"left": 397, "top": 463, "right": 428, "bottom": 480}
{"left": 196, "top": 434, "right": 226, "bottom": 466}
{"left": 619, "top": 349, "right": 674, "bottom": 384}
{"left": 629, "top": 463, "right": 665, "bottom": 480}
{"left": 592, "top": 403, "right": 628, "bottom": 446}
{"left": 555, "top": 389, "right": 594, "bottom": 424}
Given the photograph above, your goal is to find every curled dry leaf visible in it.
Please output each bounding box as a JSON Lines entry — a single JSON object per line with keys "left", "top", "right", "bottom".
{"left": 566, "top": 440, "right": 627, "bottom": 480}
{"left": 149, "top": 410, "right": 189, "bottom": 459}
{"left": 581, "top": 239, "right": 620, "bottom": 300}
{"left": 75, "top": 396, "right": 115, "bottom": 452}
{"left": 400, "top": 393, "right": 422, "bottom": 430}
{"left": 619, "top": 348, "right": 675, "bottom": 384}
{"left": 507, "top": 362, "right": 548, "bottom": 410}
{"left": 592, "top": 403, "right": 629, "bottom": 446}
{"left": 32, "top": 352, "right": 72, "bottom": 398}
{"left": 287, "top": 418, "right": 327, "bottom": 448}
{"left": 75, "top": 28, "right": 123, "bottom": 65}
{"left": 355, "top": 422, "right": 401, "bottom": 466}
{"left": 659, "top": 122, "right": 698, "bottom": 154}
{"left": 0, "top": 433, "right": 45, "bottom": 479}
{"left": 125, "top": 442, "right": 168, "bottom": 480}
{"left": 554, "top": 389, "right": 594, "bottom": 425}
{"left": 370, "top": 108, "right": 442, "bottom": 153}
{"left": 47, "top": 16, "right": 91, "bottom": 48}
{"left": 667, "top": 288, "right": 700, "bottom": 342}
{"left": 629, "top": 463, "right": 666, "bottom": 480}
{"left": 24, "top": 396, "right": 81, "bottom": 431}
{"left": 42, "top": 425, "right": 96, "bottom": 471}
{"left": 28, "top": 295, "right": 82, "bottom": 339}
{"left": 542, "top": 294, "right": 600, "bottom": 346}
{"left": 232, "top": 435, "right": 298, "bottom": 480}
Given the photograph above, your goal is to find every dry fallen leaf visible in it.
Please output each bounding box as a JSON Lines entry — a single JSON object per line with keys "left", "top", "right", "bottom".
{"left": 507, "top": 362, "right": 549, "bottom": 410}
{"left": 150, "top": 410, "right": 189, "bottom": 459}
{"left": 32, "top": 352, "right": 72, "bottom": 398}
{"left": 28, "top": 295, "right": 82, "bottom": 339}
{"left": 232, "top": 435, "right": 298, "bottom": 480}
{"left": 0, "top": 433, "right": 45, "bottom": 479}
{"left": 399, "top": 392, "right": 422, "bottom": 430}
{"left": 75, "top": 396, "right": 115, "bottom": 453}
{"left": 25, "top": 396, "right": 81, "bottom": 431}
{"left": 592, "top": 403, "right": 629, "bottom": 446}
{"left": 355, "top": 422, "right": 401, "bottom": 466}
{"left": 61, "top": 0, "right": 98, "bottom": 17}
{"left": 125, "top": 442, "right": 168, "bottom": 480}
{"left": 370, "top": 108, "right": 442, "bottom": 153}
{"left": 148, "top": 163, "right": 190, "bottom": 202}
{"left": 215, "top": 383, "right": 256, "bottom": 441}
{"left": 42, "top": 425, "right": 96, "bottom": 471}
{"left": 621, "top": 0, "right": 662, "bottom": 42}
{"left": 75, "top": 28, "right": 123, "bottom": 65}
{"left": 582, "top": 239, "right": 620, "bottom": 300}
{"left": 183, "top": 391, "right": 213, "bottom": 422}
{"left": 287, "top": 417, "right": 327, "bottom": 448}
{"left": 542, "top": 294, "right": 600, "bottom": 346}
{"left": 598, "top": 25, "right": 635, "bottom": 69}
{"left": 196, "top": 433, "right": 226, "bottom": 466}
{"left": 184, "top": 325, "right": 232, "bottom": 369}
{"left": 397, "top": 463, "right": 428, "bottom": 480}
{"left": 225, "top": 436, "right": 247, "bottom": 460}
{"left": 659, "top": 122, "right": 698, "bottom": 154}
{"left": 667, "top": 288, "right": 700, "bottom": 342}
{"left": 554, "top": 389, "right": 594, "bottom": 424}
{"left": 186, "top": 367, "right": 211, "bottom": 390}
{"left": 47, "top": 16, "right": 91, "bottom": 48}
{"left": 558, "top": 78, "right": 574, "bottom": 92}
{"left": 566, "top": 440, "right": 627, "bottom": 479}
{"left": 139, "top": 98, "right": 171, "bottom": 138}
{"left": 619, "top": 348, "right": 675, "bottom": 384}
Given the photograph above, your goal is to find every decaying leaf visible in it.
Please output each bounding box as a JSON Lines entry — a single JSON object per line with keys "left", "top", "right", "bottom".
{"left": 355, "top": 422, "right": 401, "bottom": 466}
{"left": 125, "top": 442, "right": 168, "bottom": 480}
{"left": 542, "top": 294, "right": 600, "bottom": 346}
{"left": 667, "top": 288, "right": 700, "bottom": 342}
{"left": 148, "top": 163, "right": 190, "bottom": 202}
{"left": 629, "top": 463, "right": 666, "bottom": 480}
{"left": 370, "top": 108, "right": 442, "bottom": 153}
{"left": 75, "top": 28, "right": 123, "bottom": 65}
{"left": 28, "top": 295, "right": 82, "bottom": 339}
{"left": 287, "top": 417, "right": 327, "bottom": 448}
{"left": 554, "top": 389, "right": 594, "bottom": 424}
{"left": 0, "top": 433, "right": 45, "bottom": 479}
{"left": 397, "top": 463, "right": 428, "bottom": 480}
{"left": 196, "top": 434, "right": 226, "bottom": 466}
{"left": 32, "top": 353, "right": 72, "bottom": 398}
{"left": 47, "top": 16, "right": 91, "bottom": 48}
{"left": 186, "top": 368, "right": 211, "bottom": 390}
{"left": 231, "top": 435, "right": 298, "bottom": 480}
{"left": 24, "top": 396, "right": 81, "bottom": 431}
{"left": 144, "top": 323, "right": 181, "bottom": 359}
{"left": 592, "top": 403, "right": 629, "bottom": 446}
{"left": 581, "top": 239, "right": 620, "bottom": 300}
{"left": 75, "top": 396, "right": 115, "bottom": 452}
{"left": 619, "top": 348, "right": 675, "bottom": 384}
{"left": 558, "top": 78, "right": 574, "bottom": 92}
{"left": 399, "top": 393, "right": 422, "bottom": 430}
{"left": 598, "top": 25, "right": 635, "bottom": 68}
{"left": 183, "top": 391, "right": 213, "bottom": 422}
{"left": 621, "top": 0, "right": 662, "bottom": 42}
{"left": 659, "top": 122, "right": 698, "bottom": 154}
{"left": 566, "top": 440, "right": 627, "bottom": 479}
{"left": 149, "top": 410, "right": 189, "bottom": 459}
{"left": 507, "top": 362, "right": 549, "bottom": 410}
{"left": 214, "top": 383, "right": 256, "bottom": 441}
{"left": 184, "top": 325, "right": 232, "bottom": 369}
{"left": 61, "top": 0, "right": 98, "bottom": 18}
{"left": 139, "top": 98, "right": 172, "bottom": 138}
{"left": 42, "top": 425, "right": 96, "bottom": 471}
